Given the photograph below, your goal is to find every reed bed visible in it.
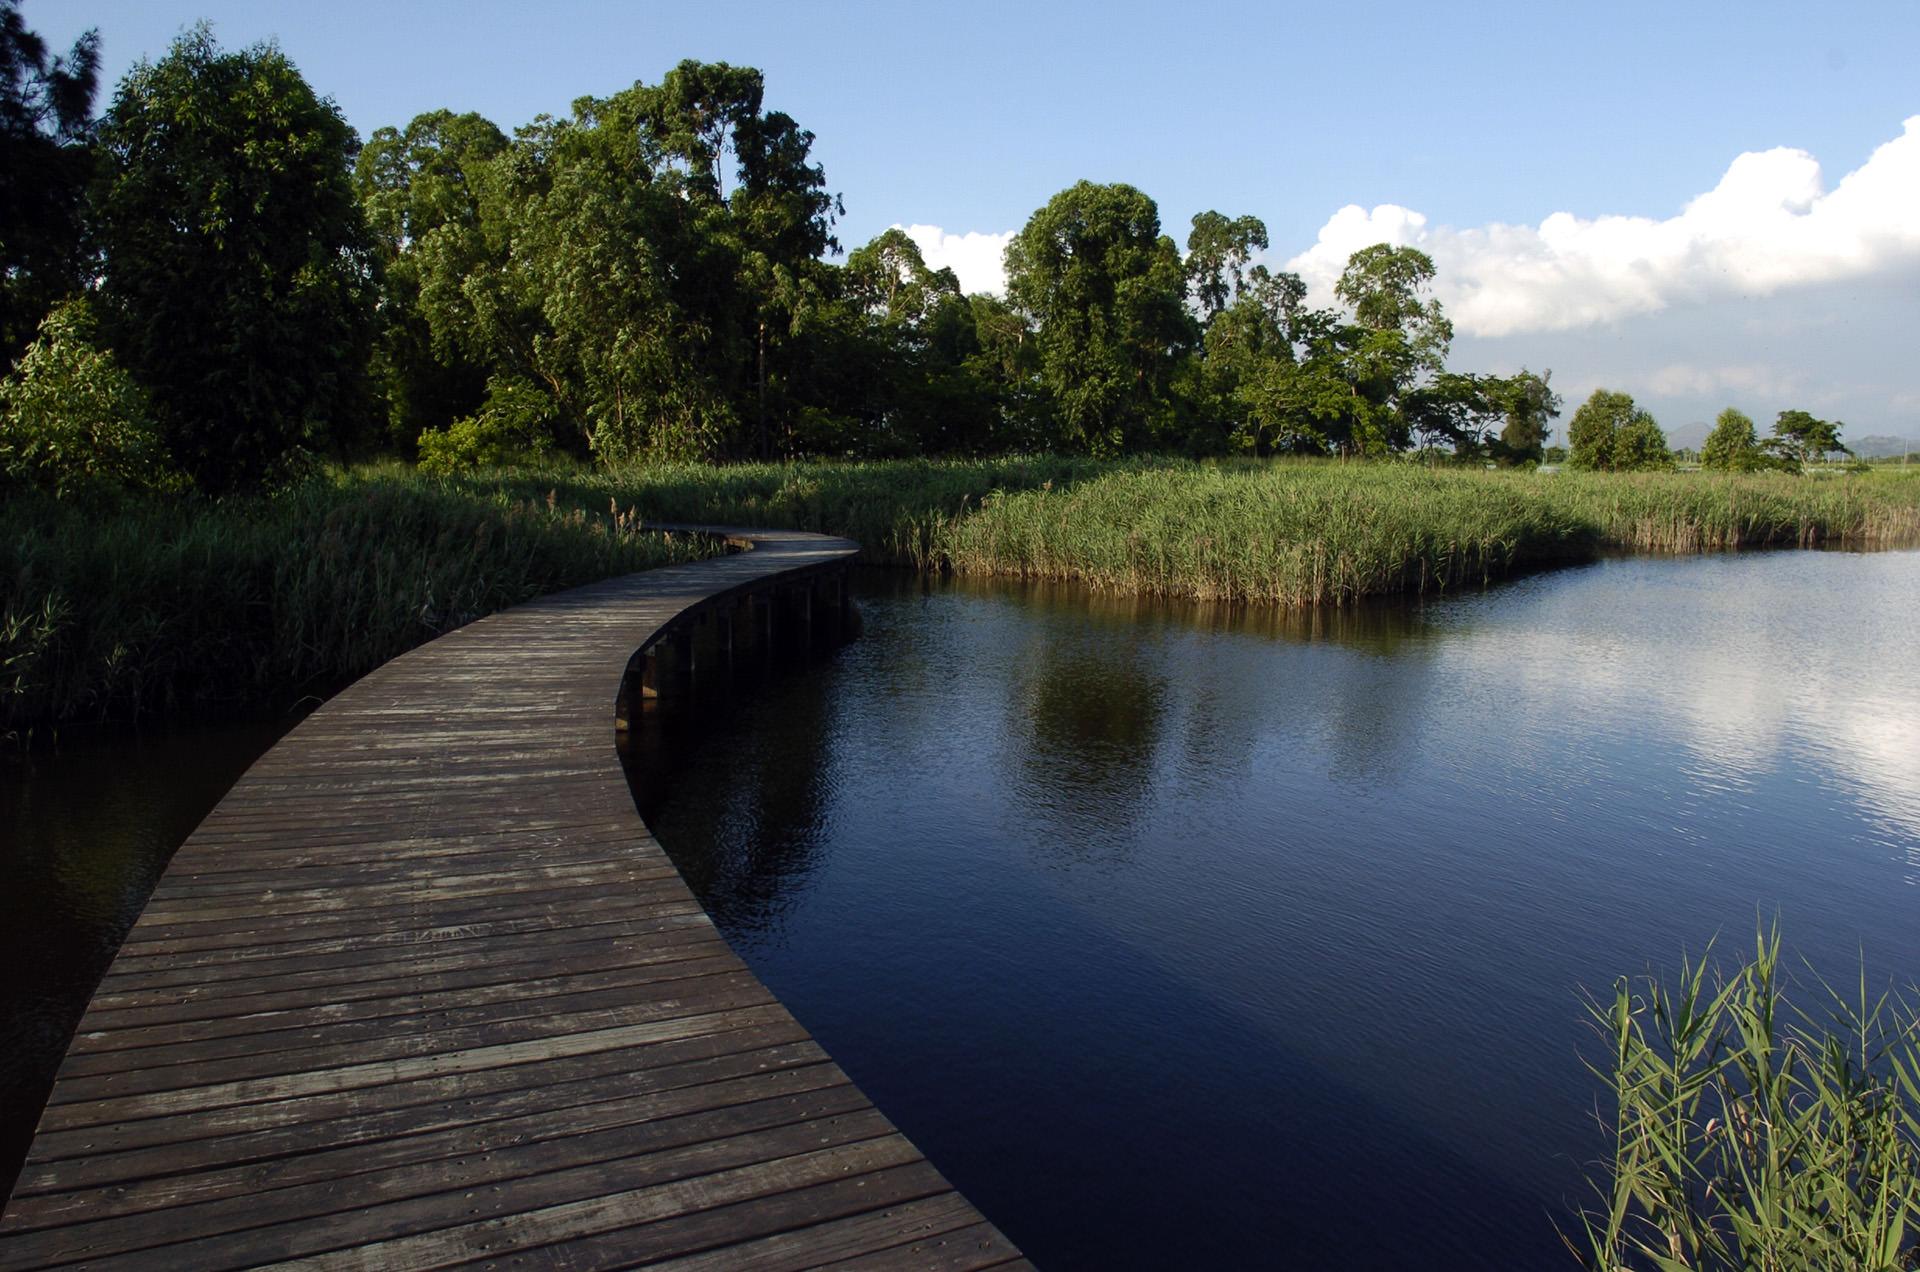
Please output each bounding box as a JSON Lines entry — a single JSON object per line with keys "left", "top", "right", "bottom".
{"left": 1, "top": 473, "right": 714, "bottom": 731}
{"left": 934, "top": 465, "right": 1920, "bottom": 603}
{"left": 543, "top": 458, "right": 1916, "bottom": 606}
{"left": 9, "top": 458, "right": 1917, "bottom": 729}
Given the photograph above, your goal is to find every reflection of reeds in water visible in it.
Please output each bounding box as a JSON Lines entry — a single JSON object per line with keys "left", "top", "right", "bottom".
{"left": 1580, "top": 925, "right": 1920, "bottom": 1270}
{"left": 1, "top": 474, "right": 715, "bottom": 729}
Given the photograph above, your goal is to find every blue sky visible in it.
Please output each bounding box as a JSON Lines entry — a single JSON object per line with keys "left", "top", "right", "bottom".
{"left": 33, "top": 0, "right": 1920, "bottom": 443}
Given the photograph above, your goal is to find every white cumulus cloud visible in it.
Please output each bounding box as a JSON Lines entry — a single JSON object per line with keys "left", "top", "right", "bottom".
{"left": 892, "top": 224, "right": 1015, "bottom": 296}
{"left": 1286, "top": 117, "right": 1920, "bottom": 338}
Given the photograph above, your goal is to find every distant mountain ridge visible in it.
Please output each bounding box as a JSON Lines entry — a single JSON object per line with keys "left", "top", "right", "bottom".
{"left": 1850, "top": 434, "right": 1919, "bottom": 460}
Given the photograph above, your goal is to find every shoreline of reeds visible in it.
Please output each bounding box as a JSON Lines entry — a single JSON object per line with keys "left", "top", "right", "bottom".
{"left": 8, "top": 458, "right": 1918, "bottom": 730}
{"left": 1, "top": 472, "right": 717, "bottom": 735}
{"left": 555, "top": 457, "right": 1920, "bottom": 605}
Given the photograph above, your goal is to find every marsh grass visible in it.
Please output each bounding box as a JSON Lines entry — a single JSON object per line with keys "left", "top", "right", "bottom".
{"left": 9, "top": 458, "right": 1917, "bottom": 728}
{"left": 1580, "top": 928, "right": 1920, "bottom": 1271}
{"left": 1, "top": 472, "right": 714, "bottom": 732}
{"left": 488, "top": 458, "right": 1920, "bottom": 605}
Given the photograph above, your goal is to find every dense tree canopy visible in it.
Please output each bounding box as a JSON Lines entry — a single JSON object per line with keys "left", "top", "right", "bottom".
{"left": 1701, "top": 407, "right": 1762, "bottom": 471}
{"left": 1769, "top": 409, "right": 1848, "bottom": 468}
{"left": 1005, "top": 181, "right": 1195, "bottom": 456}
{"left": 0, "top": 1, "right": 99, "bottom": 360}
{"left": 1567, "top": 389, "right": 1674, "bottom": 472}
{"left": 4, "top": 28, "right": 1844, "bottom": 488}
{"left": 92, "top": 27, "right": 377, "bottom": 491}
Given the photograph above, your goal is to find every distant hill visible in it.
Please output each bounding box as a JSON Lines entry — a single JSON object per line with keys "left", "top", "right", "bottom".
{"left": 1850, "top": 434, "right": 1920, "bottom": 459}
{"left": 1667, "top": 421, "right": 1710, "bottom": 451}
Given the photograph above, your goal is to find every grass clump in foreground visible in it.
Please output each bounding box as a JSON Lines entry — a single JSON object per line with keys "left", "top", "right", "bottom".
{"left": 1580, "top": 927, "right": 1920, "bottom": 1271}
{"left": 496, "top": 458, "right": 1920, "bottom": 606}
{"left": 1, "top": 470, "right": 716, "bottom": 733}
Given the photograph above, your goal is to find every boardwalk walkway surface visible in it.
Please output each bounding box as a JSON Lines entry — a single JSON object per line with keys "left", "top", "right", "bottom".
{"left": 0, "top": 529, "right": 1026, "bottom": 1271}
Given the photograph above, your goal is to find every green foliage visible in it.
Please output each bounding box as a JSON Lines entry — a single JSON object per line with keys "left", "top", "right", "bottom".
{"left": 1335, "top": 243, "right": 1453, "bottom": 375}
{"left": 1495, "top": 369, "right": 1562, "bottom": 466}
{"left": 552, "top": 458, "right": 1920, "bottom": 602}
{"left": 0, "top": 471, "right": 714, "bottom": 728}
{"left": 1702, "top": 407, "right": 1765, "bottom": 472}
{"left": 414, "top": 375, "right": 557, "bottom": 475}
{"left": 1185, "top": 210, "right": 1269, "bottom": 320}
{"left": 1569, "top": 390, "right": 1676, "bottom": 472}
{"left": 1580, "top": 927, "right": 1920, "bottom": 1271}
{"left": 0, "top": 1, "right": 98, "bottom": 360}
{"left": 0, "top": 299, "right": 177, "bottom": 498}
{"left": 352, "top": 109, "right": 508, "bottom": 453}
{"left": 1771, "top": 409, "right": 1851, "bottom": 469}
{"left": 835, "top": 228, "right": 1005, "bottom": 455}
{"left": 359, "top": 61, "right": 844, "bottom": 465}
{"left": 1006, "top": 181, "right": 1197, "bottom": 455}
{"left": 91, "top": 25, "right": 378, "bottom": 492}
{"left": 14, "top": 458, "right": 1919, "bottom": 727}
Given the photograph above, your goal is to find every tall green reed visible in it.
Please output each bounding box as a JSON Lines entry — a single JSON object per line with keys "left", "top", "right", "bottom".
{"left": 2, "top": 472, "right": 713, "bottom": 731}
{"left": 1580, "top": 926, "right": 1920, "bottom": 1271}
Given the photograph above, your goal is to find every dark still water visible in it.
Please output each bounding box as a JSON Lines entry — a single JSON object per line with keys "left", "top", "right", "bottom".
{"left": 628, "top": 551, "right": 1920, "bottom": 1271}
{"left": 0, "top": 718, "right": 291, "bottom": 1203}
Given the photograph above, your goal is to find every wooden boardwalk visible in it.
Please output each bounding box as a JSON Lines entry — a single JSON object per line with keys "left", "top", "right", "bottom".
{"left": 0, "top": 529, "right": 1025, "bottom": 1271}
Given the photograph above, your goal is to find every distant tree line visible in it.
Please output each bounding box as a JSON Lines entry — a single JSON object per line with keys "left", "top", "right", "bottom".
{"left": 0, "top": 11, "right": 1859, "bottom": 495}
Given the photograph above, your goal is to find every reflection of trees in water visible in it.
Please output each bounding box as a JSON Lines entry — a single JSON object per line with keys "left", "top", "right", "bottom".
{"left": 621, "top": 662, "right": 836, "bottom": 937}
{"left": 1001, "top": 631, "right": 1169, "bottom": 869}
{"left": 982, "top": 575, "right": 1448, "bottom": 833}
{"left": 629, "top": 569, "right": 1457, "bottom": 903}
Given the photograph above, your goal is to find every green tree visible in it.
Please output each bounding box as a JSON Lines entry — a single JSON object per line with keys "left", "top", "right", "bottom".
{"left": 449, "top": 61, "right": 840, "bottom": 462}
{"left": 1005, "top": 181, "right": 1196, "bottom": 455}
{"left": 1493, "top": 369, "right": 1560, "bottom": 466}
{"left": 1196, "top": 262, "right": 1308, "bottom": 454}
{"left": 0, "top": 1, "right": 99, "bottom": 360}
{"left": 353, "top": 109, "right": 509, "bottom": 452}
{"left": 0, "top": 299, "right": 176, "bottom": 498}
{"left": 1700, "top": 407, "right": 1762, "bottom": 471}
{"left": 1769, "top": 408, "right": 1848, "bottom": 469}
{"left": 1334, "top": 243, "right": 1453, "bottom": 375}
{"left": 1185, "top": 210, "right": 1268, "bottom": 321}
{"left": 92, "top": 27, "right": 378, "bottom": 491}
{"left": 838, "top": 228, "right": 1000, "bottom": 454}
{"left": 1567, "top": 389, "right": 1674, "bottom": 471}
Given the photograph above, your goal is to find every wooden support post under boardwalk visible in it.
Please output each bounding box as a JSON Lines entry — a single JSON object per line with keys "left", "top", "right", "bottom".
{"left": 0, "top": 526, "right": 1028, "bottom": 1271}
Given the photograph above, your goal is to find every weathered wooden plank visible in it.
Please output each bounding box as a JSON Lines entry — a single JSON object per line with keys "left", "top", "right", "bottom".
{"left": 1, "top": 529, "right": 1019, "bottom": 1268}
{"left": 3, "top": 1077, "right": 870, "bottom": 1255}
{"left": 636, "top": 1193, "right": 990, "bottom": 1272}
{"left": 18, "top": 1028, "right": 822, "bottom": 1183}
{"left": 47, "top": 970, "right": 776, "bottom": 1104}
{"left": 451, "top": 1160, "right": 957, "bottom": 1272}
{"left": 65, "top": 951, "right": 745, "bottom": 1063}
{"left": 81, "top": 925, "right": 723, "bottom": 1027}
{"left": 97, "top": 909, "right": 714, "bottom": 987}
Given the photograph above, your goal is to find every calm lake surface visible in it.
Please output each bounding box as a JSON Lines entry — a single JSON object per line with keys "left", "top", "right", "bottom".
{"left": 629, "top": 550, "right": 1920, "bottom": 1270}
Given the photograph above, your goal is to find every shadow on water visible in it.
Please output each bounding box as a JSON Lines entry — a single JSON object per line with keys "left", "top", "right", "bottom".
{"left": 0, "top": 717, "right": 294, "bottom": 1206}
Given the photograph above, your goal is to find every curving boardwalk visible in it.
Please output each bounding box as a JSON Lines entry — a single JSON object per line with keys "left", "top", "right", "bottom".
{"left": 0, "top": 529, "right": 1025, "bottom": 1271}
